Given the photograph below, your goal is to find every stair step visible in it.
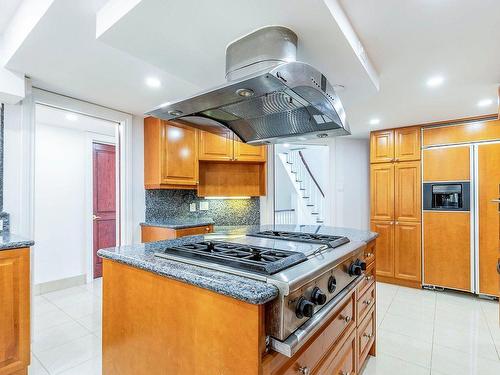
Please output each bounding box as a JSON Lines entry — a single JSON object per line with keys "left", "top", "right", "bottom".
{"left": 296, "top": 180, "right": 302, "bottom": 183}
{"left": 311, "top": 212, "right": 319, "bottom": 215}
{"left": 302, "top": 196, "right": 310, "bottom": 199}
{"left": 306, "top": 204, "right": 314, "bottom": 207}
{"left": 316, "top": 220, "right": 324, "bottom": 224}
{"left": 299, "top": 188, "right": 306, "bottom": 191}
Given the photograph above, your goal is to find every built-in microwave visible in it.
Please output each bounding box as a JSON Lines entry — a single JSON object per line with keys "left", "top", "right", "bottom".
{"left": 423, "top": 182, "right": 470, "bottom": 211}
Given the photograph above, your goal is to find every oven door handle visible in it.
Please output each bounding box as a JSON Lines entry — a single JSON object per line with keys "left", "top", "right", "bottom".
{"left": 269, "top": 276, "right": 363, "bottom": 357}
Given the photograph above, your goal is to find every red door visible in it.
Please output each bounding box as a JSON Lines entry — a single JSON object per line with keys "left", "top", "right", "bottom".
{"left": 93, "top": 143, "right": 116, "bottom": 278}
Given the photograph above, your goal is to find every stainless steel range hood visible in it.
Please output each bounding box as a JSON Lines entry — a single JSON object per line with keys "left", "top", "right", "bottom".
{"left": 147, "top": 26, "right": 350, "bottom": 144}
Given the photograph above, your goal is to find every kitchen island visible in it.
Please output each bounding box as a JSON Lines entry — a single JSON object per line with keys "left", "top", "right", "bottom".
{"left": 98, "top": 225, "right": 377, "bottom": 375}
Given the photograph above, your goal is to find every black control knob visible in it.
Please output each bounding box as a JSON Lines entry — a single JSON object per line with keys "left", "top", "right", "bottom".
{"left": 327, "top": 276, "right": 337, "bottom": 293}
{"left": 295, "top": 297, "right": 314, "bottom": 319}
{"left": 358, "top": 259, "right": 367, "bottom": 271}
{"left": 349, "top": 262, "right": 362, "bottom": 276}
{"left": 310, "top": 287, "right": 327, "bottom": 305}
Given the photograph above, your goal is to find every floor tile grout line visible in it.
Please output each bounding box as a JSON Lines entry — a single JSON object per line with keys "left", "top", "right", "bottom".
{"left": 480, "top": 302, "right": 500, "bottom": 361}
{"left": 32, "top": 351, "right": 51, "bottom": 375}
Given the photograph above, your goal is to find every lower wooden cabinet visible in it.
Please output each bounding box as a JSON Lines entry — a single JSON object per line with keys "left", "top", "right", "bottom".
{"left": 141, "top": 224, "right": 214, "bottom": 243}
{"left": 316, "top": 329, "right": 356, "bottom": 375}
{"left": 0, "top": 248, "right": 30, "bottom": 375}
{"left": 372, "top": 220, "right": 422, "bottom": 287}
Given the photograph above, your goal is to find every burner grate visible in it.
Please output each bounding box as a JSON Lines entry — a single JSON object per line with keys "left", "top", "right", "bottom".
{"left": 159, "top": 241, "right": 306, "bottom": 275}
{"left": 247, "top": 231, "right": 350, "bottom": 248}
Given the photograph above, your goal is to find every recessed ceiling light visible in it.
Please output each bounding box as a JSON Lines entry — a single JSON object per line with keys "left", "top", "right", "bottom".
{"left": 65, "top": 113, "right": 78, "bottom": 121}
{"left": 145, "top": 77, "right": 161, "bottom": 88}
{"left": 283, "top": 143, "right": 290, "bottom": 148}
{"left": 477, "top": 98, "right": 493, "bottom": 107}
{"left": 369, "top": 118, "right": 380, "bottom": 125}
{"left": 426, "top": 75, "right": 444, "bottom": 87}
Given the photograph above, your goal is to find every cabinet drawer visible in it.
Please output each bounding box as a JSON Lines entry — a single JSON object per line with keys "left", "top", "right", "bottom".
{"left": 316, "top": 329, "right": 356, "bottom": 375}
{"left": 363, "top": 241, "right": 376, "bottom": 266}
{"left": 357, "top": 262, "right": 375, "bottom": 297}
{"left": 277, "top": 290, "right": 356, "bottom": 375}
{"left": 358, "top": 307, "right": 376, "bottom": 370}
{"left": 357, "top": 283, "right": 375, "bottom": 323}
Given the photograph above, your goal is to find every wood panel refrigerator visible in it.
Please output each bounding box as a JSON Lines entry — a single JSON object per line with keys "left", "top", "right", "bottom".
{"left": 423, "top": 142, "right": 500, "bottom": 297}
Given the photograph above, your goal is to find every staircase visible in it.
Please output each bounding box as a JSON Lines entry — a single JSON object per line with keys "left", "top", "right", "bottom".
{"left": 277, "top": 148, "right": 326, "bottom": 224}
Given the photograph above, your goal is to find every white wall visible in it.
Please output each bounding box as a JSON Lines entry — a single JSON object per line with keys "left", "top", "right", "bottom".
{"left": 332, "top": 137, "right": 370, "bottom": 230}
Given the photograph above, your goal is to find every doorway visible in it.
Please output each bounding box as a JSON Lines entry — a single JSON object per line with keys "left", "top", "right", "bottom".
{"left": 33, "top": 104, "right": 118, "bottom": 293}
{"left": 92, "top": 143, "right": 116, "bottom": 278}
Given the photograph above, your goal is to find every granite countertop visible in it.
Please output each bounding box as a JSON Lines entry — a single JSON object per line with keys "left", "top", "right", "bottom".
{"left": 0, "top": 232, "right": 34, "bottom": 251}
{"left": 98, "top": 225, "right": 377, "bottom": 305}
{"left": 140, "top": 218, "right": 215, "bottom": 230}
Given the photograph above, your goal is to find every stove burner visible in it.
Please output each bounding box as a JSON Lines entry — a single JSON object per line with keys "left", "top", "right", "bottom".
{"left": 247, "top": 230, "right": 350, "bottom": 248}
{"left": 159, "top": 241, "right": 306, "bottom": 275}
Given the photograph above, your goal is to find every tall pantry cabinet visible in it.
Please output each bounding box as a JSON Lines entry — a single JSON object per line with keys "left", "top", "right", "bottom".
{"left": 370, "top": 126, "right": 422, "bottom": 288}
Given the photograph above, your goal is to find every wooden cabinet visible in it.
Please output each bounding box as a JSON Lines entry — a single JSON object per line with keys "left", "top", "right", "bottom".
{"left": 141, "top": 224, "right": 214, "bottom": 243}
{"left": 395, "top": 161, "right": 421, "bottom": 222}
{"left": 198, "top": 131, "right": 266, "bottom": 162}
{"left": 370, "top": 130, "right": 394, "bottom": 163}
{"left": 198, "top": 130, "right": 234, "bottom": 161}
{"left": 144, "top": 118, "right": 198, "bottom": 189}
{"left": 370, "top": 163, "right": 394, "bottom": 221}
{"left": 233, "top": 139, "right": 266, "bottom": 162}
{"left": 0, "top": 248, "right": 30, "bottom": 375}
{"left": 395, "top": 127, "right": 421, "bottom": 161}
{"left": 370, "top": 126, "right": 422, "bottom": 288}
{"left": 371, "top": 127, "right": 420, "bottom": 163}
{"left": 423, "top": 146, "right": 470, "bottom": 182}
{"left": 395, "top": 222, "right": 421, "bottom": 282}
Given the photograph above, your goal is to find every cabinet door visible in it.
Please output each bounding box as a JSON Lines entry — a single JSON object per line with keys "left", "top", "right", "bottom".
{"left": 0, "top": 248, "right": 30, "bottom": 374}
{"left": 395, "top": 222, "right": 421, "bottom": 282}
{"left": 370, "top": 163, "right": 394, "bottom": 221}
{"left": 395, "top": 161, "right": 421, "bottom": 222}
{"left": 423, "top": 146, "right": 470, "bottom": 182}
{"left": 370, "top": 130, "right": 394, "bottom": 163}
{"left": 198, "top": 130, "right": 234, "bottom": 161}
{"left": 233, "top": 138, "right": 266, "bottom": 162}
{"left": 162, "top": 121, "right": 198, "bottom": 186}
{"left": 395, "top": 127, "right": 421, "bottom": 161}
{"left": 371, "top": 221, "right": 395, "bottom": 278}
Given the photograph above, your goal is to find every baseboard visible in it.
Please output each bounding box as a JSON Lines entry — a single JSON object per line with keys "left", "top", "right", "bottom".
{"left": 33, "top": 274, "right": 87, "bottom": 295}
{"left": 377, "top": 275, "right": 422, "bottom": 289}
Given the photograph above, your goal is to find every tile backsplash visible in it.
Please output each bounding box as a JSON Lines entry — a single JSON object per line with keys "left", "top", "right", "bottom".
{"left": 145, "top": 190, "right": 260, "bottom": 226}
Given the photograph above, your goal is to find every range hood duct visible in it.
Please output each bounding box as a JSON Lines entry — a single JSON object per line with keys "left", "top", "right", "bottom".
{"left": 147, "top": 26, "right": 350, "bottom": 144}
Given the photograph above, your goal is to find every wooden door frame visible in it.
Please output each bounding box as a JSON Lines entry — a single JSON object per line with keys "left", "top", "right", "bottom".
{"left": 86, "top": 135, "right": 116, "bottom": 282}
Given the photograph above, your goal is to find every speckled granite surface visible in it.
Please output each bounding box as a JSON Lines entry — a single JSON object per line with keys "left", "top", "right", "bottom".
{"left": 0, "top": 232, "right": 34, "bottom": 251}
{"left": 97, "top": 235, "right": 278, "bottom": 304}
{"left": 98, "top": 225, "right": 377, "bottom": 304}
{"left": 145, "top": 189, "right": 260, "bottom": 226}
{"left": 140, "top": 218, "right": 215, "bottom": 229}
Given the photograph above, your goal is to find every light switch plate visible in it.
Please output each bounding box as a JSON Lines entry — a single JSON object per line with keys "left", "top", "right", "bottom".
{"left": 199, "top": 201, "right": 209, "bottom": 211}
{"left": 189, "top": 203, "right": 196, "bottom": 212}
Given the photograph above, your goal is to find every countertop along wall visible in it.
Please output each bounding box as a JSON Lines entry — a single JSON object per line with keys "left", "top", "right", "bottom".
{"left": 145, "top": 190, "right": 260, "bottom": 226}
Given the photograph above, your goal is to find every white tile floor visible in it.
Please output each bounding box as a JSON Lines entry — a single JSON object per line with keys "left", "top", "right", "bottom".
{"left": 28, "top": 280, "right": 500, "bottom": 375}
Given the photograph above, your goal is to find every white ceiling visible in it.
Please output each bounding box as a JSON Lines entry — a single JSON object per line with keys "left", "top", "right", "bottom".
{"left": 4, "top": 0, "right": 500, "bottom": 138}
{"left": 36, "top": 103, "right": 117, "bottom": 136}
{"left": 0, "top": 0, "right": 22, "bottom": 34}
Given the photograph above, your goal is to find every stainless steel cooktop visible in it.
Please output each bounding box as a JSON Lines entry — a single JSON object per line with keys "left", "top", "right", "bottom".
{"left": 247, "top": 230, "right": 350, "bottom": 248}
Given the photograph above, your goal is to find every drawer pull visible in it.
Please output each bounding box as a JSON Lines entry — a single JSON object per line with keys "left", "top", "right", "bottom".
{"left": 363, "top": 333, "right": 374, "bottom": 339}
{"left": 340, "top": 315, "right": 351, "bottom": 324}
{"left": 339, "top": 372, "right": 351, "bottom": 375}
{"left": 205, "top": 227, "right": 210, "bottom": 232}
{"left": 365, "top": 252, "right": 373, "bottom": 258}
{"left": 298, "top": 366, "right": 310, "bottom": 375}
{"left": 363, "top": 299, "right": 372, "bottom": 306}
{"left": 365, "top": 275, "right": 374, "bottom": 282}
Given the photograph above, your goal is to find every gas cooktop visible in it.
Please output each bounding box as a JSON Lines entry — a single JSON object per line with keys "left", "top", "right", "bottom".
{"left": 247, "top": 230, "right": 350, "bottom": 248}
{"left": 155, "top": 241, "right": 306, "bottom": 275}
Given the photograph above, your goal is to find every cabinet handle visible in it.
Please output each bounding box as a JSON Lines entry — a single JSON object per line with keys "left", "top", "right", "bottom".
{"left": 363, "top": 333, "right": 374, "bottom": 339}
{"left": 491, "top": 199, "right": 500, "bottom": 203}
{"left": 395, "top": 221, "right": 399, "bottom": 225}
{"left": 363, "top": 299, "right": 372, "bottom": 306}
{"left": 365, "top": 275, "right": 374, "bottom": 282}
{"left": 339, "top": 371, "right": 351, "bottom": 375}
{"left": 340, "top": 315, "right": 351, "bottom": 324}
{"left": 298, "top": 366, "right": 310, "bottom": 375}
{"left": 205, "top": 227, "right": 210, "bottom": 232}
{"left": 390, "top": 221, "right": 394, "bottom": 225}
{"left": 365, "top": 252, "right": 373, "bottom": 258}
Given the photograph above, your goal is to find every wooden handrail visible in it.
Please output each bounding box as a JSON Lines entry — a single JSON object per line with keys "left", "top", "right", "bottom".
{"left": 298, "top": 151, "right": 325, "bottom": 198}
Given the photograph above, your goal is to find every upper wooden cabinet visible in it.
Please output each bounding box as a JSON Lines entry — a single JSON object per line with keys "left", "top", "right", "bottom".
{"left": 371, "top": 127, "right": 421, "bottom": 163}
{"left": 395, "top": 127, "right": 421, "bottom": 161}
{"left": 0, "top": 248, "right": 30, "bottom": 375}
{"left": 233, "top": 139, "right": 266, "bottom": 162}
{"left": 370, "top": 130, "right": 394, "bottom": 163}
{"left": 144, "top": 118, "right": 199, "bottom": 189}
{"left": 395, "top": 161, "right": 421, "bottom": 222}
{"left": 198, "top": 130, "right": 266, "bottom": 162}
{"left": 198, "top": 130, "right": 234, "bottom": 161}
{"left": 370, "top": 163, "right": 394, "bottom": 221}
